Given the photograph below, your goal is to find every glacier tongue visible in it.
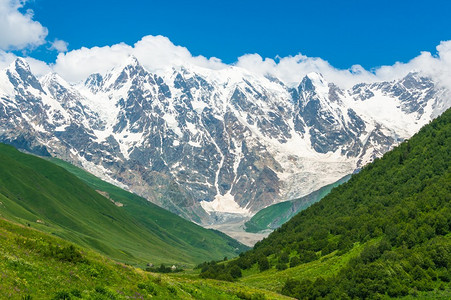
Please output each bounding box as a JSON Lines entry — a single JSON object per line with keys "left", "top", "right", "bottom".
{"left": 200, "top": 192, "right": 251, "bottom": 216}
{"left": 0, "top": 58, "right": 450, "bottom": 225}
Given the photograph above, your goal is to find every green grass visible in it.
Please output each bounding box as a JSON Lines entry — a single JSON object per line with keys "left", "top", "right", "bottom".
{"left": 0, "top": 143, "right": 247, "bottom": 266}
{"left": 0, "top": 218, "right": 291, "bottom": 299}
{"left": 48, "top": 155, "right": 249, "bottom": 263}
{"left": 244, "top": 175, "right": 351, "bottom": 233}
{"left": 239, "top": 241, "right": 367, "bottom": 292}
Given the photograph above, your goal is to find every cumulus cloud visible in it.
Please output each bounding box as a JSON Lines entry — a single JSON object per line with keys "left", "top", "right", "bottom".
{"left": 236, "top": 53, "right": 378, "bottom": 88}
{"left": 234, "top": 41, "right": 451, "bottom": 90}
{"left": 0, "top": 50, "right": 17, "bottom": 69}
{"left": 0, "top": 0, "right": 48, "bottom": 50}
{"left": 53, "top": 35, "right": 226, "bottom": 82}
{"left": 373, "top": 41, "right": 451, "bottom": 90}
{"left": 1, "top": 31, "right": 450, "bottom": 93}
{"left": 50, "top": 34, "right": 451, "bottom": 92}
{"left": 50, "top": 39, "right": 68, "bottom": 53}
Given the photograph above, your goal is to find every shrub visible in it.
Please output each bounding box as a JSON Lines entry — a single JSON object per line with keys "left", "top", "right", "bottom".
{"left": 52, "top": 291, "right": 71, "bottom": 300}
{"left": 230, "top": 265, "right": 242, "bottom": 278}
{"left": 257, "top": 256, "right": 269, "bottom": 272}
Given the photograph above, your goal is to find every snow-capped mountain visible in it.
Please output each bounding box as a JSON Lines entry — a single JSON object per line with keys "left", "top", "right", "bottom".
{"left": 0, "top": 57, "right": 449, "bottom": 224}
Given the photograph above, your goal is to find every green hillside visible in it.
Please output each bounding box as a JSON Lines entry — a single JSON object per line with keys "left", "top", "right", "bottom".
{"left": 244, "top": 175, "right": 351, "bottom": 233}
{"left": 0, "top": 218, "right": 291, "bottom": 300}
{"left": 200, "top": 108, "right": 451, "bottom": 299}
{"left": 0, "top": 144, "right": 247, "bottom": 266}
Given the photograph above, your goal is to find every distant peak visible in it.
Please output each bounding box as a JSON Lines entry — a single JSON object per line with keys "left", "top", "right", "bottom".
{"left": 10, "top": 57, "right": 31, "bottom": 72}
{"left": 115, "top": 55, "right": 145, "bottom": 75}
{"left": 85, "top": 73, "right": 103, "bottom": 84}
{"left": 305, "top": 72, "right": 325, "bottom": 82}
{"left": 6, "top": 57, "right": 45, "bottom": 93}
{"left": 299, "top": 72, "right": 327, "bottom": 87}
{"left": 40, "top": 72, "right": 67, "bottom": 87}
{"left": 42, "top": 72, "right": 60, "bottom": 80}
{"left": 124, "top": 55, "right": 141, "bottom": 67}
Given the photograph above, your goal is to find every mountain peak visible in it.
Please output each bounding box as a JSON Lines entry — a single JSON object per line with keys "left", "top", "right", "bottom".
{"left": 84, "top": 73, "right": 104, "bottom": 93}
{"left": 40, "top": 72, "right": 72, "bottom": 91}
{"left": 41, "top": 72, "right": 62, "bottom": 83}
{"left": 8, "top": 57, "right": 31, "bottom": 74}
{"left": 304, "top": 72, "right": 327, "bottom": 86}
{"left": 117, "top": 55, "right": 146, "bottom": 75}
{"left": 125, "top": 55, "right": 140, "bottom": 67}
{"left": 6, "top": 57, "right": 44, "bottom": 93}
{"left": 298, "top": 72, "right": 327, "bottom": 94}
{"left": 99, "top": 56, "right": 148, "bottom": 91}
{"left": 305, "top": 72, "right": 324, "bottom": 80}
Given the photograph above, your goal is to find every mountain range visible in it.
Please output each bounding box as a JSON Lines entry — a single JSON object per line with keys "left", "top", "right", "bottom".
{"left": 0, "top": 57, "right": 449, "bottom": 225}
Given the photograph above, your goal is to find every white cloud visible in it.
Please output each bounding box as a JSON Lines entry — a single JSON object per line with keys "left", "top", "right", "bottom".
{"left": 371, "top": 41, "right": 451, "bottom": 90}
{"left": 0, "top": 0, "right": 48, "bottom": 50}
{"left": 234, "top": 41, "right": 451, "bottom": 90}
{"left": 1, "top": 31, "right": 449, "bottom": 93}
{"left": 51, "top": 34, "right": 451, "bottom": 92}
{"left": 50, "top": 39, "right": 68, "bottom": 53}
{"left": 0, "top": 49, "right": 17, "bottom": 69}
{"left": 52, "top": 43, "right": 133, "bottom": 82}
{"left": 53, "top": 35, "right": 226, "bottom": 82}
{"left": 236, "top": 53, "right": 378, "bottom": 88}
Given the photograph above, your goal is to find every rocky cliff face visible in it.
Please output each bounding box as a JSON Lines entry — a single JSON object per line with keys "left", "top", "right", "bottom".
{"left": 0, "top": 57, "right": 449, "bottom": 224}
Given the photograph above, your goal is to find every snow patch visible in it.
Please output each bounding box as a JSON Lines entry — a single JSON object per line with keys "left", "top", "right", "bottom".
{"left": 200, "top": 192, "right": 251, "bottom": 215}
{"left": 163, "top": 113, "right": 182, "bottom": 137}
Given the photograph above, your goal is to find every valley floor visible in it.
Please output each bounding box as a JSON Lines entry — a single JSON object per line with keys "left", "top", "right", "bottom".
{"left": 206, "top": 218, "right": 271, "bottom": 247}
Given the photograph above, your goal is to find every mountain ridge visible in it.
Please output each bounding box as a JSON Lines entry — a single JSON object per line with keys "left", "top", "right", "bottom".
{"left": 0, "top": 57, "right": 449, "bottom": 224}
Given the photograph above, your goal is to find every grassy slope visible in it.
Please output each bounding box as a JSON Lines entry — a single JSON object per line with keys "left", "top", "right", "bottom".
{"left": 239, "top": 241, "right": 367, "bottom": 291}
{"left": 0, "top": 218, "right": 291, "bottom": 300}
{"left": 0, "top": 144, "right": 246, "bottom": 266}
{"left": 48, "top": 155, "right": 248, "bottom": 261}
{"left": 244, "top": 175, "right": 351, "bottom": 233}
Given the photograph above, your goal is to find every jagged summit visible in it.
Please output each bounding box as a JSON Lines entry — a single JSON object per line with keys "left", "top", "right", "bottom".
{"left": 98, "top": 56, "right": 151, "bottom": 92}
{"left": 11, "top": 57, "right": 31, "bottom": 71}
{"left": 4, "top": 57, "right": 44, "bottom": 93}
{"left": 125, "top": 55, "right": 140, "bottom": 67}
{"left": 40, "top": 72, "right": 68, "bottom": 87}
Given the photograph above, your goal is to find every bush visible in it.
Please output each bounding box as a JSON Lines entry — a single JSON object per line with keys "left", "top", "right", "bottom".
{"left": 52, "top": 291, "right": 71, "bottom": 300}
{"left": 289, "top": 256, "right": 301, "bottom": 268}
{"left": 70, "top": 290, "right": 81, "bottom": 298}
{"left": 279, "top": 251, "right": 289, "bottom": 263}
{"left": 257, "top": 256, "right": 269, "bottom": 272}
{"left": 167, "top": 286, "right": 177, "bottom": 294}
{"left": 230, "top": 265, "right": 242, "bottom": 278}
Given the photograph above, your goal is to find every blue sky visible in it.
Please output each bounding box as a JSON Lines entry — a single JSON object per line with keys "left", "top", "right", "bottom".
{"left": 18, "top": 0, "right": 451, "bottom": 69}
